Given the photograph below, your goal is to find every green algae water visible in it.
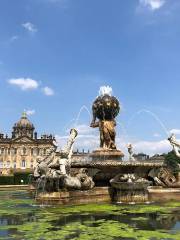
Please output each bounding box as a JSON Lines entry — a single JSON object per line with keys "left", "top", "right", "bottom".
{"left": 0, "top": 191, "right": 180, "bottom": 240}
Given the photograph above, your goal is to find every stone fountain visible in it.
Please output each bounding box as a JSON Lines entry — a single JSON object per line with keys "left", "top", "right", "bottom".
{"left": 32, "top": 86, "right": 180, "bottom": 204}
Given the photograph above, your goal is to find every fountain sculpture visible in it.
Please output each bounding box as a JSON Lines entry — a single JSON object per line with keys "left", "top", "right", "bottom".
{"left": 33, "top": 86, "right": 180, "bottom": 204}
{"left": 34, "top": 129, "right": 94, "bottom": 193}
{"left": 90, "top": 86, "right": 124, "bottom": 161}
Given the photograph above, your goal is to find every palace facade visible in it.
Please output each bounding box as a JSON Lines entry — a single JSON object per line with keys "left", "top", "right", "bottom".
{"left": 0, "top": 112, "right": 55, "bottom": 174}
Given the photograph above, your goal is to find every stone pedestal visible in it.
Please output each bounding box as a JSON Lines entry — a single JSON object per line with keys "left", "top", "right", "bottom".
{"left": 90, "top": 149, "right": 124, "bottom": 161}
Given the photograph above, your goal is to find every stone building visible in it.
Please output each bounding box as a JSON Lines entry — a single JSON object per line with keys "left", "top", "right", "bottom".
{"left": 0, "top": 112, "right": 55, "bottom": 174}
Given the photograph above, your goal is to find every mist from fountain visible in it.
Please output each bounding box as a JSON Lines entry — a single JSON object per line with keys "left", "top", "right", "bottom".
{"left": 74, "top": 105, "right": 91, "bottom": 127}
{"left": 127, "top": 109, "right": 169, "bottom": 137}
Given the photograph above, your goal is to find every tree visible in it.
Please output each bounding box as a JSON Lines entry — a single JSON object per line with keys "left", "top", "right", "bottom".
{"left": 164, "top": 151, "right": 180, "bottom": 175}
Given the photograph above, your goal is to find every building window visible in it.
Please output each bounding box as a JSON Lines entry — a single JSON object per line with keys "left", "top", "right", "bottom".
{"left": 21, "top": 160, "right": 26, "bottom": 168}
{"left": 7, "top": 161, "right": 10, "bottom": 168}
{"left": 8, "top": 148, "right": 10, "bottom": 155}
{"left": 33, "top": 148, "right": 39, "bottom": 156}
{"left": 14, "top": 162, "right": 16, "bottom": 169}
{"left": 43, "top": 149, "right": 46, "bottom": 155}
{"left": 0, "top": 160, "right": 3, "bottom": 168}
{"left": 23, "top": 147, "right": 26, "bottom": 155}
{"left": 31, "top": 161, "right": 34, "bottom": 168}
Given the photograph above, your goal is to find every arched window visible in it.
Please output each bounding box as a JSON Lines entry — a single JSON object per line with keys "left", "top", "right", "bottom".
{"left": 21, "top": 160, "right": 26, "bottom": 168}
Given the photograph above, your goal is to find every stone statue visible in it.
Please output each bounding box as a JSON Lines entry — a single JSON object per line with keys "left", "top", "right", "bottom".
{"left": 91, "top": 120, "right": 116, "bottom": 149}
{"left": 127, "top": 144, "right": 135, "bottom": 161}
{"left": 168, "top": 133, "right": 180, "bottom": 158}
{"left": 33, "top": 129, "right": 95, "bottom": 191}
{"left": 90, "top": 86, "right": 120, "bottom": 150}
{"left": 148, "top": 167, "right": 180, "bottom": 188}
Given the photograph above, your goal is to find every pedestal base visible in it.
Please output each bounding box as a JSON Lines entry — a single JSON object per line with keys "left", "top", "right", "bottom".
{"left": 90, "top": 149, "right": 124, "bottom": 161}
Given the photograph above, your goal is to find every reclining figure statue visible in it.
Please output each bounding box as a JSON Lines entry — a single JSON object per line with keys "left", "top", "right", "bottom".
{"left": 148, "top": 134, "right": 180, "bottom": 188}
{"left": 34, "top": 128, "right": 94, "bottom": 191}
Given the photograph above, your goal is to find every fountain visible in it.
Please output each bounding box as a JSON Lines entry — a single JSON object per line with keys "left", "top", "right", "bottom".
{"left": 32, "top": 86, "right": 180, "bottom": 204}
{"left": 90, "top": 86, "right": 124, "bottom": 161}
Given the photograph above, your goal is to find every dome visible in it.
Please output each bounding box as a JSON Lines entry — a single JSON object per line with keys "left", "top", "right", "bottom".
{"left": 15, "top": 112, "right": 34, "bottom": 129}
{"left": 12, "top": 112, "right": 35, "bottom": 138}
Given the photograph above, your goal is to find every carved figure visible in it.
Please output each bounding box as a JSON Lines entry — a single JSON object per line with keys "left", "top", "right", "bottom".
{"left": 127, "top": 144, "right": 135, "bottom": 161}
{"left": 90, "top": 86, "right": 120, "bottom": 150}
{"left": 148, "top": 167, "right": 180, "bottom": 188}
{"left": 33, "top": 129, "right": 95, "bottom": 191}
{"left": 168, "top": 134, "right": 180, "bottom": 158}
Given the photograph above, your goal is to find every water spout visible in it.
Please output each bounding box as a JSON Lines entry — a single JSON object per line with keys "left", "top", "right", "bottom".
{"left": 127, "top": 109, "right": 169, "bottom": 137}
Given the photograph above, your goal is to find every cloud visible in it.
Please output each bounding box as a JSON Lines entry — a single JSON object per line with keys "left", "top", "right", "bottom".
{"left": 10, "top": 35, "right": 19, "bottom": 42}
{"left": 153, "top": 133, "right": 161, "bottom": 137}
{"left": 8, "top": 78, "right": 39, "bottom": 90}
{"left": 133, "top": 139, "right": 171, "bottom": 156}
{"left": 22, "top": 22, "right": 37, "bottom": 33}
{"left": 139, "top": 0, "right": 166, "bottom": 11}
{"left": 42, "top": 86, "right": 54, "bottom": 96}
{"left": 169, "top": 129, "right": 180, "bottom": 135}
{"left": 26, "top": 109, "right": 35, "bottom": 116}
{"left": 55, "top": 121, "right": 173, "bottom": 156}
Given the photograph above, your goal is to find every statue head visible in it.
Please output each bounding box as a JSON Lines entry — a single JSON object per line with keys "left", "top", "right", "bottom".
{"left": 70, "top": 128, "right": 78, "bottom": 138}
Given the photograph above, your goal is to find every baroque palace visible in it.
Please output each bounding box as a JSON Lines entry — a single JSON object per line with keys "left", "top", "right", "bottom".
{"left": 0, "top": 112, "right": 55, "bottom": 175}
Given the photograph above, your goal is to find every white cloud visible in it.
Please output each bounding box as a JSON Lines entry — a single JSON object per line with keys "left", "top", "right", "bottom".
{"left": 55, "top": 126, "right": 173, "bottom": 156}
{"left": 139, "top": 0, "right": 166, "bottom": 11}
{"left": 153, "top": 133, "right": 161, "bottom": 137}
{"left": 22, "top": 22, "right": 37, "bottom": 33}
{"left": 10, "top": 35, "right": 19, "bottom": 42}
{"left": 133, "top": 139, "right": 171, "bottom": 156}
{"left": 8, "top": 78, "right": 39, "bottom": 91}
{"left": 169, "top": 129, "right": 180, "bottom": 135}
{"left": 42, "top": 86, "right": 54, "bottom": 96}
{"left": 26, "top": 109, "right": 35, "bottom": 116}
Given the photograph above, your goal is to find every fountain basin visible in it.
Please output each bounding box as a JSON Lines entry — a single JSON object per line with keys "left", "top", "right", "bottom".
{"left": 110, "top": 181, "right": 151, "bottom": 190}
{"left": 110, "top": 180, "right": 152, "bottom": 203}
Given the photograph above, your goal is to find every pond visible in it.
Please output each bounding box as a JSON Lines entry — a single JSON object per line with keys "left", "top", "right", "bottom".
{"left": 0, "top": 191, "right": 180, "bottom": 240}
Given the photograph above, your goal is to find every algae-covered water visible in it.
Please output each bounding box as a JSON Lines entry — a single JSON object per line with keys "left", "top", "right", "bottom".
{"left": 0, "top": 191, "right": 180, "bottom": 240}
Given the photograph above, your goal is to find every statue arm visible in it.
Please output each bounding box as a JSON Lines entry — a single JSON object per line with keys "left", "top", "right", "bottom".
{"left": 90, "top": 122, "right": 99, "bottom": 128}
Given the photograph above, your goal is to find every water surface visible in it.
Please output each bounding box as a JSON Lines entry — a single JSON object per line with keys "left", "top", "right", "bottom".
{"left": 0, "top": 191, "right": 180, "bottom": 240}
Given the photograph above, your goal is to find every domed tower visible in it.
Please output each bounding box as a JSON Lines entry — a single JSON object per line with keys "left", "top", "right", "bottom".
{"left": 12, "top": 112, "right": 35, "bottom": 139}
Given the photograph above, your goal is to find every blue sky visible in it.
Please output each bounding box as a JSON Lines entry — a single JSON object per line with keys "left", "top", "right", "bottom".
{"left": 0, "top": 0, "right": 180, "bottom": 156}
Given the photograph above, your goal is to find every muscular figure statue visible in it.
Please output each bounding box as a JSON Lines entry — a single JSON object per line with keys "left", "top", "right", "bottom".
{"left": 33, "top": 128, "right": 95, "bottom": 191}
{"left": 91, "top": 120, "right": 116, "bottom": 149}
{"left": 168, "top": 134, "right": 180, "bottom": 158}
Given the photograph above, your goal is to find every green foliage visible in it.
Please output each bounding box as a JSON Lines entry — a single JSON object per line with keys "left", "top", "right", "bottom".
{"left": 0, "top": 176, "right": 14, "bottom": 185}
{"left": 0, "top": 172, "right": 31, "bottom": 185}
{"left": 165, "top": 151, "right": 180, "bottom": 174}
